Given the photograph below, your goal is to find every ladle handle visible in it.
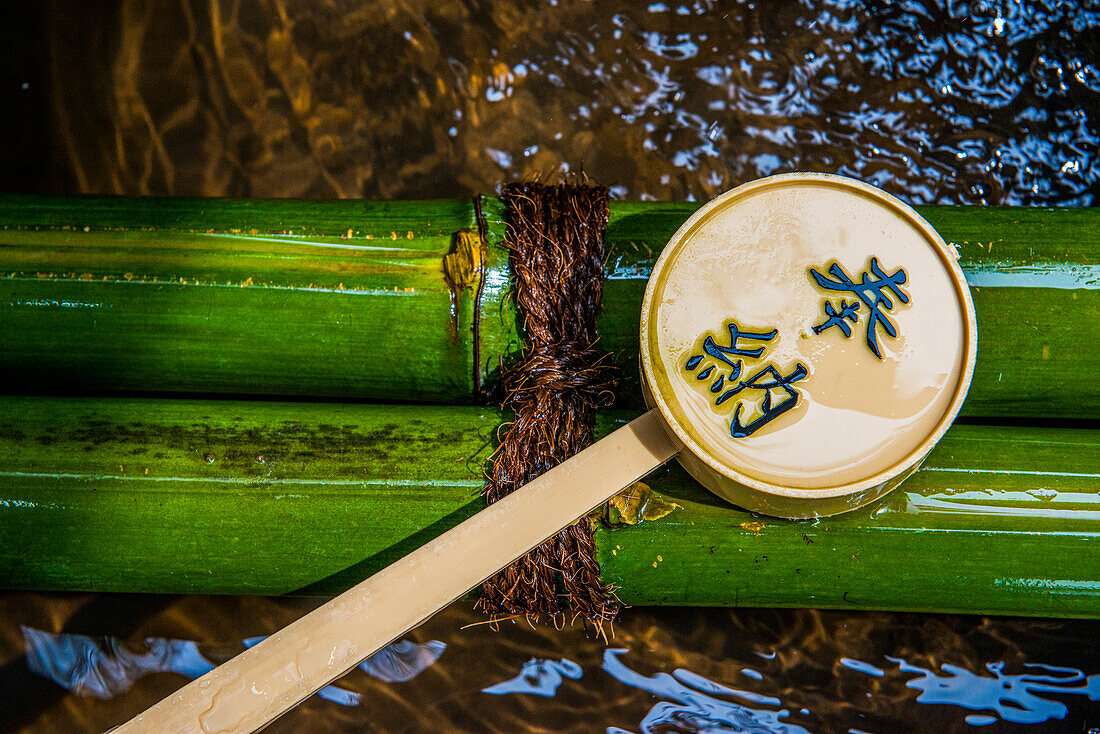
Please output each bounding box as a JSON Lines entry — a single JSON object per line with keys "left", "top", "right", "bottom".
{"left": 113, "top": 409, "right": 679, "bottom": 734}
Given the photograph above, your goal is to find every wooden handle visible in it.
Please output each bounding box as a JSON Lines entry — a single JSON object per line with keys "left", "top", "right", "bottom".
{"left": 113, "top": 409, "right": 679, "bottom": 734}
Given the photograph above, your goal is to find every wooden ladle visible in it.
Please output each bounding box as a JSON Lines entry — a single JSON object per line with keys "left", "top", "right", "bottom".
{"left": 114, "top": 173, "right": 975, "bottom": 733}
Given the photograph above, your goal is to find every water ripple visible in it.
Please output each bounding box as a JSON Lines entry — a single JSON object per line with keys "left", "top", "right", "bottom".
{"left": 602, "top": 648, "right": 810, "bottom": 733}
{"left": 481, "top": 657, "right": 583, "bottom": 697}
{"left": 48, "top": 0, "right": 1099, "bottom": 206}
{"left": 822, "top": 648, "right": 1100, "bottom": 728}
{"left": 22, "top": 626, "right": 443, "bottom": 707}
{"left": 885, "top": 656, "right": 1100, "bottom": 725}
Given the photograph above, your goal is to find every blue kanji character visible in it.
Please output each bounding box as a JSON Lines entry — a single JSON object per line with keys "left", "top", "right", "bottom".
{"left": 809, "top": 258, "right": 909, "bottom": 359}
{"left": 717, "top": 362, "right": 808, "bottom": 438}
{"left": 684, "top": 320, "right": 776, "bottom": 377}
{"left": 812, "top": 299, "right": 860, "bottom": 338}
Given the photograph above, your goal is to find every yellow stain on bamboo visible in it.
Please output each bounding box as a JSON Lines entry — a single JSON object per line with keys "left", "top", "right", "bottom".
{"left": 740, "top": 521, "right": 767, "bottom": 535}
{"left": 443, "top": 229, "right": 484, "bottom": 344}
{"left": 608, "top": 482, "right": 682, "bottom": 525}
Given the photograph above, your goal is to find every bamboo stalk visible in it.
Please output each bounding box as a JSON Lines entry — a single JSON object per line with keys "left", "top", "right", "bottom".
{"left": 0, "top": 195, "right": 515, "bottom": 402}
{"left": 0, "top": 396, "right": 1096, "bottom": 618}
{"left": 0, "top": 196, "right": 1096, "bottom": 417}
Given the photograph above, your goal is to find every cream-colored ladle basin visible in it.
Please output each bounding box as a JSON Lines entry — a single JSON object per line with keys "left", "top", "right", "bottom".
{"left": 641, "top": 172, "right": 976, "bottom": 517}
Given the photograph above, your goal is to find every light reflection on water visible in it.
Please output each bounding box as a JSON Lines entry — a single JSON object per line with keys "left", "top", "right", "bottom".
{"left": 601, "top": 648, "right": 809, "bottom": 733}
{"left": 22, "top": 627, "right": 445, "bottom": 708}
{"left": 17, "top": 610, "right": 1100, "bottom": 732}
{"left": 482, "top": 657, "right": 583, "bottom": 697}
{"left": 46, "top": 0, "right": 1099, "bottom": 206}
{"left": 883, "top": 657, "right": 1100, "bottom": 726}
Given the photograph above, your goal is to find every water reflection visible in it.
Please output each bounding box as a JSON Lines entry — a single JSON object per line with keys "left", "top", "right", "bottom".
{"left": 482, "top": 657, "right": 583, "bottom": 697}
{"left": 838, "top": 658, "right": 885, "bottom": 678}
{"left": 602, "top": 648, "right": 810, "bottom": 734}
{"left": 23, "top": 627, "right": 218, "bottom": 700}
{"left": 45, "top": 1, "right": 1099, "bottom": 205}
{"left": 28, "top": 628, "right": 1099, "bottom": 731}
{"left": 885, "top": 656, "right": 1100, "bottom": 726}
{"left": 5, "top": 601, "right": 1099, "bottom": 732}
{"left": 23, "top": 627, "right": 444, "bottom": 708}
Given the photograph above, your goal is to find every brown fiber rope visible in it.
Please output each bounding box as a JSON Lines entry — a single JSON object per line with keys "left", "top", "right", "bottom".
{"left": 476, "top": 181, "right": 620, "bottom": 629}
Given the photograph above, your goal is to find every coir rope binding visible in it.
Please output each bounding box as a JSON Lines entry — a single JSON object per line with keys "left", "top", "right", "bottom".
{"left": 477, "top": 181, "right": 620, "bottom": 630}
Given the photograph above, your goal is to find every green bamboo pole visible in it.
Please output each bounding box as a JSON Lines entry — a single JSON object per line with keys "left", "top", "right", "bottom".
{"left": 1, "top": 195, "right": 1097, "bottom": 417}
{"left": 0, "top": 396, "right": 1096, "bottom": 617}
{"left": 0, "top": 195, "right": 517, "bottom": 402}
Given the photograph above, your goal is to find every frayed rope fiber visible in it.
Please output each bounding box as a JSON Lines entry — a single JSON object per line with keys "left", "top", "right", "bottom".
{"left": 476, "top": 181, "right": 620, "bottom": 627}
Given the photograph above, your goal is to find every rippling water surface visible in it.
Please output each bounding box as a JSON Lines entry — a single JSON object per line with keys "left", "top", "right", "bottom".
{"left": 1, "top": 1, "right": 1098, "bottom": 732}
{"left": 36, "top": 0, "right": 1100, "bottom": 204}
{"left": 3, "top": 595, "right": 1099, "bottom": 733}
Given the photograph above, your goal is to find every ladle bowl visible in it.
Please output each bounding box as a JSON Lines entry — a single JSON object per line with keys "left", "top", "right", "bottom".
{"left": 640, "top": 173, "right": 977, "bottom": 517}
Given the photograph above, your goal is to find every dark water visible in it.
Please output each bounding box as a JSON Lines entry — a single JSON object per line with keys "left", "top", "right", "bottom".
{"left": 8, "top": 0, "right": 1098, "bottom": 204}
{"left": 3, "top": 594, "right": 1099, "bottom": 733}
{"left": 0, "top": 1, "right": 1098, "bottom": 732}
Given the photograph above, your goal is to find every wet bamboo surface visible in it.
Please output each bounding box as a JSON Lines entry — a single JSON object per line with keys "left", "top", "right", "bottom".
{"left": 0, "top": 396, "right": 1096, "bottom": 618}
{"left": 0, "top": 196, "right": 1097, "bottom": 417}
{"left": 0, "top": 196, "right": 515, "bottom": 402}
